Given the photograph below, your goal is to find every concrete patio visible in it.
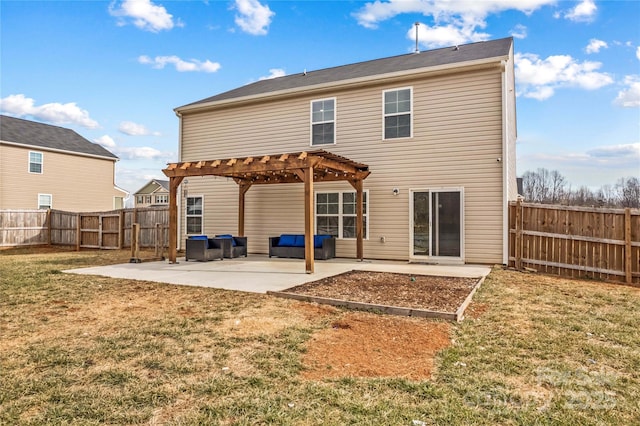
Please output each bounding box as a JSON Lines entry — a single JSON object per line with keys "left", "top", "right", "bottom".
{"left": 64, "top": 255, "right": 492, "bottom": 294}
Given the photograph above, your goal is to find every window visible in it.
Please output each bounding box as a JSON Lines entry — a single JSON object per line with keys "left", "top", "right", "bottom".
{"left": 136, "top": 195, "right": 144, "bottom": 205}
{"left": 145, "top": 195, "right": 151, "bottom": 204}
{"left": 316, "top": 191, "right": 368, "bottom": 239}
{"left": 311, "top": 98, "right": 335, "bottom": 145}
{"left": 155, "top": 194, "right": 168, "bottom": 204}
{"left": 38, "top": 194, "right": 52, "bottom": 209}
{"left": 29, "top": 151, "right": 43, "bottom": 174}
{"left": 186, "top": 196, "right": 203, "bottom": 234}
{"left": 383, "top": 88, "right": 412, "bottom": 139}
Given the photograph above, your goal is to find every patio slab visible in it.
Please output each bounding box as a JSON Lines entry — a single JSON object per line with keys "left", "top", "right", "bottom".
{"left": 64, "top": 255, "right": 491, "bottom": 294}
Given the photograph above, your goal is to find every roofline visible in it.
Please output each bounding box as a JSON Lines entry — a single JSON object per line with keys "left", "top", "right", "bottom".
{"left": 0, "top": 139, "right": 119, "bottom": 162}
{"left": 175, "top": 54, "right": 508, "bottom": 114}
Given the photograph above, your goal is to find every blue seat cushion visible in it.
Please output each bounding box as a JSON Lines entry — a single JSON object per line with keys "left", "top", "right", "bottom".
{"left": 189, "top": 235, "right": 208, "bottom": 240}
{"left": 216, "top": 234, "right": 236, "bottom": 246}
{"left": 278, "top": 234, "right": 298, "bottom": 247}
{"left": 314, "top": 235, "right": 331, "bottom": 248}
{"left": 293, "top": 235, "right": 306, "bottom": 247}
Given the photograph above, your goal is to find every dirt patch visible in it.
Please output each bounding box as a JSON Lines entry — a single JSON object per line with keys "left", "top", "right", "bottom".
{"left": 284, "top": 270, "right": 479, "bottom": 313}
{"left": 302, "top": 311, "right": 451, "bottom": 380}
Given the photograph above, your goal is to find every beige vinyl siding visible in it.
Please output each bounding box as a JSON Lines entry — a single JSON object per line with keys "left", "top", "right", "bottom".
{"left": 180, "top": 67, "right": 505, "bottom": 263}
{"left": 0, "top": 144, "right": 121, "bottom": 212}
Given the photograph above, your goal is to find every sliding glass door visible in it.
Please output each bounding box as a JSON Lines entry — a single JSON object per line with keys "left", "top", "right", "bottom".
{"left": 411, "top": 189, "right": 463, "bottom": 260}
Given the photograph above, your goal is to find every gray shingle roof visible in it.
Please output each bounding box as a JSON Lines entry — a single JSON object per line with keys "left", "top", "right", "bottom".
{"left": 181, "top": 37, "right": 512, "bottom": 108}
{"left": 0, "top": 115, "right": 118, "bottom": 159}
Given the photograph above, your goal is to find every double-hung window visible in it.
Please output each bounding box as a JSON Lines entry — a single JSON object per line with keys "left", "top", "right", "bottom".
{"left": 383, "top": 88, "right": 412, "bottom": 139}
{"left": 38, "top": 194, "right": 52, "bottom": 210}
{"left": 186, "top": 196, "right": 203, "bottom": 234}
{"left": 155, "top": 194, "right": 168, "bottom": 204}
{"left": 311, "top": 98, "right": 335, "bottom": 145}
{"left": 29, "top": 151, "right": 43, "bottom": 174}
{"left": 316, "top": 191, "right": 368, "bottom": 239}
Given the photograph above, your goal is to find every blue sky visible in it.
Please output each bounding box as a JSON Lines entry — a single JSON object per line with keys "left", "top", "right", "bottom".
{"left": 1, "top": 0, "right": 638, "bottom": 196}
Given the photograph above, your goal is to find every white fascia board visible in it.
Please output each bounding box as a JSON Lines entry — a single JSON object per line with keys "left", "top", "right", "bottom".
{"left": 0, "top": 140, "right": 119, "bottom": 162}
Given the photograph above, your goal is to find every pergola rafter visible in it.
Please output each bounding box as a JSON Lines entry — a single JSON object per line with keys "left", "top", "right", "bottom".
{"left": 162, "top": 149, "right": 370, "bottom": 273}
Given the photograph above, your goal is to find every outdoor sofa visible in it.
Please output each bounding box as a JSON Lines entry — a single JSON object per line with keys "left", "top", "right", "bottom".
{"left": 185, "top": 236, "right": 224, "bottom": 261}
{"left": 215, "top": 234, "right": 248, "bottom": 258}
{"left": 269, "top": 234, "right": 335, "bottom": 260}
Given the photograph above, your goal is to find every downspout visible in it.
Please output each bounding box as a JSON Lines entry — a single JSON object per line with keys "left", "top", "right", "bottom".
{"left": 175, "top": 110, "right": 183, "bottom": 252}
{"left": 501, "top": 59, "right": 509, "bottom": 265}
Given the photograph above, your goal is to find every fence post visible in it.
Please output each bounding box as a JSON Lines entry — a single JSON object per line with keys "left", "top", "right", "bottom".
{"left": 130, "top": 223, "right": 140, "bottom": 263}
{"left": 625, "top": 208, "right": 632, "bottom": 284}
{"left": 76, "top": 213, "right": 81, "bottom": 251}
{"left": 119, "top": 210, "right": 125, "bottom": 249}
{"left": 515, "top": 199, "right": 522, "bottom": 270}
{"left": 155, "top": 223, "right": 163, "bottom": 259}
{"left": 46, "top": 209, "right": 52, "bottom": 246}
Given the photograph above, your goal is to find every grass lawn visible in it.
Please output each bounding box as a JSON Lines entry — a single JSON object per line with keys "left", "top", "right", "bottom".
{"left": 1, "top": 248, "right": 639, "bottom": 425}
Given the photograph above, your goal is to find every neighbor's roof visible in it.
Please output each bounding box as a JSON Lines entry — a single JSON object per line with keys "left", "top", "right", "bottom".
{"left": 0, "top": 115, "right": 118, "bottom": 160}
{"left": 179, "top": 37, "right": 513, "bottom": 110}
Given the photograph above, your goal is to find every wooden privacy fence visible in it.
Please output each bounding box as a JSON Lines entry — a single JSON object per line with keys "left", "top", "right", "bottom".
{"left": 0, "top": 207, "right": 169, "bottom": 250}
{"left": 509, "top": 201, "right": 639, "bottom": 285}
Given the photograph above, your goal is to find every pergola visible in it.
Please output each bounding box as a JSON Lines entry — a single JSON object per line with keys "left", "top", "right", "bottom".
{"left": 162, "top": 149, "right": 370, "bottom": 273}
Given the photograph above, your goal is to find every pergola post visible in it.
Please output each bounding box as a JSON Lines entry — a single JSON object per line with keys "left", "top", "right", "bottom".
{"left": 304, "top": 166, "right": 314, "bottom": 274}
{"left": 349, "top": 179, "right": 365, "bottom": 261}
{"left": 168, "top": 176, "right": 184, "bottom": 263}
{"left": 238, "top": 182, "right": 251, "bottom": 237}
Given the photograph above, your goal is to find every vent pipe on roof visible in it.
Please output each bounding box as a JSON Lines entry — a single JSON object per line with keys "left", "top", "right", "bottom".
{"left": 414, "top": 22, "right": 420, "bottom": 53}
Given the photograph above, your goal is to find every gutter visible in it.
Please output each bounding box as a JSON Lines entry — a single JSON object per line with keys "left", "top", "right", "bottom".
{"left": 0, "top": 140, "right": 119, "bottom": 162}
{"left": 175, "top": 55, "right": 509, "bottom": 114}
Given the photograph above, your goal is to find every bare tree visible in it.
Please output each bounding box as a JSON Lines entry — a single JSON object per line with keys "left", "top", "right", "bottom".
{"left": 616, "top": 177, "right": 640, "bottom": 208}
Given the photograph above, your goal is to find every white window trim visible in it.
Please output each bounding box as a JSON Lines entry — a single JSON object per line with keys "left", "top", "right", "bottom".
{"left": 315, "top": 190, "right": 369, "bottom": 240}
{"left": 185, "top": 194, "right": 204, "bottom": 236}
{"left": 382, "top": 86, "right": 413, "bottom": 140}
{"left": 28, "top": 151, "right": 43, "bottom": 174}
{"left": 310, "top": 97, "right": 337, "bottom": 146}
{"left": 37, "top": 193, "right": 52, "bottom": 210}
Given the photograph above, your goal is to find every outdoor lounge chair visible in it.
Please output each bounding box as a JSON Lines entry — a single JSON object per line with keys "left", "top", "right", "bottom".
{"left": 215, "top": 234, "right": 248, "bottom": 258}
{"left": 185, "top": 236, "right": 224, "bottom": 261}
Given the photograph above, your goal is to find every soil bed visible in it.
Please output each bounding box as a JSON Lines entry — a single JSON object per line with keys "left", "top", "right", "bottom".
{"left": 280, "top": 270, "right": 480, "bottom": 313}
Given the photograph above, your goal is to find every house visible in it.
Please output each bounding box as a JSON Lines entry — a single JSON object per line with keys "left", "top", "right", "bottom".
{"left": 0, "top": 115, "right": 127, "bottom": 211}
{"left": 133, "top": 179, "right": 169, "bottom": 207}
{"left": 167, "top": 37, "right": 517, "bottom": 265}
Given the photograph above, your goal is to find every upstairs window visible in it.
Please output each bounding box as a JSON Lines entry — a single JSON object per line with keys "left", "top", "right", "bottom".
{"left": 29, "top": 151, "right": 43, "bottom": 174}
{"left": 155, "top": 194, "right": 168, "bottom": 204}
{"left": 383, "top": 88, "right": 412, "bottom": 139}
{"left": 311, "top": 98, "right": 335, "bottom": 145}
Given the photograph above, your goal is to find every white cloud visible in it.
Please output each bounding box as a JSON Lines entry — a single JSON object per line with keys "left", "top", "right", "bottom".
{"left": 410, "top": 22, "right": 489, "bottom": 49}
{"left": 118, "top": 121, "right": 161, "bottom": 136}
{"left": 585, "top": 38, "right": 607, "bottom": 54}
{"left": 115, "top": 146, "right": 169, "bottom": 160}
{"left": 138, "top": 55, "right": 221, "bottom": 73}
{"left": 586, "top": 143, "right": 640, "bottom": 159}
{"left": 354, "top": 0, "right": 553, "bottom": 47}
{"left": 0, "top": 94, "right": 99, "bottom": 129}
{"left": 515, "top": 53, "right": 613, "bottom": 100}
{"left": 614, "top": 75, "right": 640, "bottom": 108}
{"left": 234, "top": 0, "right": 274, "bottom": 36}
{"left": 95, "top": 135, "right": 117, "bottom": 148}
{"left": 259, "top": 68, "right": 286, "bottom": 80}
{"left": 637, "top": 46, "right": 640, "bottom": 61}
{"left": 109, "top": 0, "right": 175, "bottom": 32}
{"left": 564, "top": 0, "right": 597, "bottom": 22}
{"left": 510, "top": 24, "right": 527, "bottom": 39}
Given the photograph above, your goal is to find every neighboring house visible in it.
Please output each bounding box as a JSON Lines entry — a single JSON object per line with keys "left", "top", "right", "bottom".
{"left": 172, "top": 37, "right": 517, "bottom": 264}
{"left": 0, "top": 115, "right": 127, "bottom": 211}
{"left": 133, "top": 179, "right": 169, "bottom": 207}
